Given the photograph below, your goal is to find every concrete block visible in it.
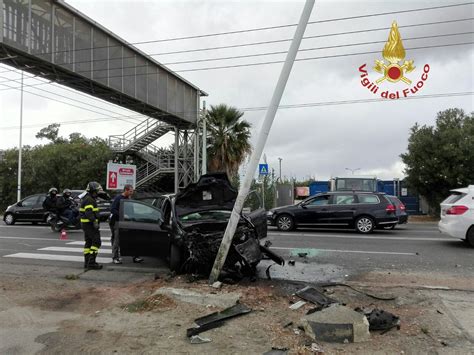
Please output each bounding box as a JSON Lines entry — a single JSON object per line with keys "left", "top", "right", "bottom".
{"left": 300, "top": 305, "right": 370, "bottom": 343}
{"left": 154, "top": 287, "right": 240, "bottom": 308}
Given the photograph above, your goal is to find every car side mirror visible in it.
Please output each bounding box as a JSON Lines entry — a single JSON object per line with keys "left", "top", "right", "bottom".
{"left": 17, "top": 202, "right": 22, "bottom": 207}
{"left": 300, "top": 203, "right": 307, "bottom": 209}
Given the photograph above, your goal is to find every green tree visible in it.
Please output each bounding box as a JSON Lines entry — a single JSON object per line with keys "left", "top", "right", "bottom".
{"left": 0, "top": 124, "right": 112, "bottom": 209}
{"left": 206, "top": 104, "right": 252, "bottom": 178}
{"left": 401, "top": 108, "right": 474, "bottom": 214}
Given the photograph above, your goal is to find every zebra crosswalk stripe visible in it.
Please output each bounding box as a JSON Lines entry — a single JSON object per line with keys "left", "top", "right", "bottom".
{"left": 4, "top": 253, "right": 112, "bottom": 263}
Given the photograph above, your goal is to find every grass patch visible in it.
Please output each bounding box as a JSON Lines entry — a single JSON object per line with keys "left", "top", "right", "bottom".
{"left": 123, "top": 294, "right": 176, "bottom": 313}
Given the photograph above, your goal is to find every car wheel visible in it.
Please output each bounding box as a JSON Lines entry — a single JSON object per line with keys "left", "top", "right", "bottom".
{"left": 355, "top": 216, "right": 375, "bottom": 234}
{"left": 169, "top": 244, "right": 182, "bottom": 272}
{"left": 51, "top": 224, "right": 62, "bottom": 233}
{"left": 276, "top": 214, "right": 294, "bottom": 231}
{"left": 466, "top": 226, "right": 474, "bottom": 248}
{"left": 383, "top": 224, "right": 396, "bottom": 230}
{"left": 4, "top": 213, "right": 15, "bottom": 225}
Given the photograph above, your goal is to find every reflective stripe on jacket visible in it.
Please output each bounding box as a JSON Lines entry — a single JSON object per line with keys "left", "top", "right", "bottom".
{"left": 80, "top": 194, "right": 99, "bottom": 223}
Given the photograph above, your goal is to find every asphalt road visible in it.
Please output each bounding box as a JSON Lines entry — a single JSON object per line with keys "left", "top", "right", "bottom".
{"left": 0, "top": 222, "right": 472, "bottom": 282}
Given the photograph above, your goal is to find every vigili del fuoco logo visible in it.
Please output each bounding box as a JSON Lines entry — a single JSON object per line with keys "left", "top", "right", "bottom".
{"left": 358, "top": 21, "right": 430, "bottom": 99}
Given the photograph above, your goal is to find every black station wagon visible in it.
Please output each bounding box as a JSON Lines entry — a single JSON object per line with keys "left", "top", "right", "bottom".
{"left": 267, "top": 191, "right": 399, "bottom": 233}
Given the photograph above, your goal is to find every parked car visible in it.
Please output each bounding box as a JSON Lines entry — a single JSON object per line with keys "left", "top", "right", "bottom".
{"left": 267, "top": 191, "right": 399, "bottom": 233}
{"left": 117, "top": 173, "right": 282, "bottom": 275}
{"left": 438, "top": 186, "right": 474, "bottom": 247}
{"left": 3, "top": 194, "right": 48, "bottom": 225}
{"left": 384, "top": 195, "right": 408, "bottom": 229}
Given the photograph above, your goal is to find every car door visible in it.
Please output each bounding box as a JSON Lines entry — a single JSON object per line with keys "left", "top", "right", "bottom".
{"left": 297, "top": 195, "right": 331, "bottom": 225}
{"left": 14, "top": 195, "right": 40, "bottom": 221}
{"left": 31, "top": 195, "right": 47, "bottom": 221}
{"left": 243, "top": 190, "right": 267, "bottom": 238}
{"left": 118, "top": 200, "right": 170, "bottom": 258}
{"left": 329, "top": 194, "right": 357, "bottom": 225}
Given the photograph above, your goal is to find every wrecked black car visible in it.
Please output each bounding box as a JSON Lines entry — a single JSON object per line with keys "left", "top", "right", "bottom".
{"left": 118, "top": 173, "right": 283, "bottom": 277}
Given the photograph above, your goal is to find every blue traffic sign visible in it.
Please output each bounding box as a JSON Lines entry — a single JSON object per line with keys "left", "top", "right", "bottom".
{"left": 259, "top": 164, "right": 269, "bottom": 175}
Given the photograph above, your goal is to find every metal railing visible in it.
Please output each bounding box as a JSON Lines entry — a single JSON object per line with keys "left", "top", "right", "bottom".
{"left": 109, "top": 117, "right": 173, "bottom": 152}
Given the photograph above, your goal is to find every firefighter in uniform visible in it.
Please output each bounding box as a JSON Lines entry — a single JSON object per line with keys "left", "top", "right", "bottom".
{"left": 80, "top": 181, "right": 104, "bottom": 270}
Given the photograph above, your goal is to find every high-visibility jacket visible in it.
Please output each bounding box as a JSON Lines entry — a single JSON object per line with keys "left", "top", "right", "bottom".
{"left": 80, "top": 194, "right": 99, "bottom": 223}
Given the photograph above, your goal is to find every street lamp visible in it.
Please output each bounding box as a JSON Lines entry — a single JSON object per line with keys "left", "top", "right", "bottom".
{"left": 278, "top": 157, "right": 282, "bottom": 181}
{"left": 345, "top": 167, "right": 360, "bottom": 175}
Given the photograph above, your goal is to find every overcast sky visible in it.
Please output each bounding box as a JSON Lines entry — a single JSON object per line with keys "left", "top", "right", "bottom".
{"left": 0, "top": 0, "right": 473, "bottom": 181}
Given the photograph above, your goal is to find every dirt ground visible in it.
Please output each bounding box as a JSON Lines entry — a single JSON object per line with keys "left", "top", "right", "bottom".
{"left": 1, "top": 267, "right": 473, "bottom": 354}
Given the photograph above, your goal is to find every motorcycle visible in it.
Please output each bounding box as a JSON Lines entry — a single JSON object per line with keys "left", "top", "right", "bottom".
{"left": 47, "top": 209, "right": 81, "bottom": 232}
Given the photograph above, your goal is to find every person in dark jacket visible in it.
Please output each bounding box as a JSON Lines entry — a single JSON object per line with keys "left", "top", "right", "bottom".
{"left": 42, "top": 187, "right": 59, "bottom": 213}
{"left": 56, "top": 188, "right": 77, "bottom": 226}
{"left": 80, "top": 182, "right": 104, "bottom": 270}
{"left": 109, "top": 184, "right": 143, "bottom": 264}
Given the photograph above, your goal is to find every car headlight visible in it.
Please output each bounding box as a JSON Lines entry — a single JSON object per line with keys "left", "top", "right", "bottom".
{"left": 266, "top": 211, "right": 274, "bottom": 216}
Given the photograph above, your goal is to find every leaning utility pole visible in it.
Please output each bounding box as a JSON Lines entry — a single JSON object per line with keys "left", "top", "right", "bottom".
{"left": 209, "top": 0, "right": 315, "bottom": 284}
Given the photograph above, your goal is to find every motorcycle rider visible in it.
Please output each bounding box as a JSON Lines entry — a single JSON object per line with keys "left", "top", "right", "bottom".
{"left": 57, "top": 189, "right": 77, "bottom": 226}
{"left": 43, "top": 187, "right": 59, "bottom": 214}
{"left": 80, "top": 182, "right": 104, "bottom": 270}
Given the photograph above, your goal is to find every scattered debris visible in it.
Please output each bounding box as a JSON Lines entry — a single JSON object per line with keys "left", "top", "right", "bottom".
{"left": 154, "top": 287, "right": 240, "bottom": 308}
{"left": 282, "top": 321, "right": 293, "bottom": 328}
{"left": 315, "top": 282, "right": 396, "bottom": 301}
{"left": 186, "top": 303, "right": 252, "bottom": 337}
{"left": 455, "top": 264, "right": 461, "bottom": 268}
{"left": 288, "top": 260, "right": 295, "bottom": 266}
{"left": 293, "top": 328, "right": 301, "bottom": 335}
{"left": 311, "top": 342, "right": 324, "bottom": 353}
{"left": 289, "top": 301, "right": 307, "bottom": 310}
{"left": 297, "top": 252, "right": 308, "bottom": 258}
{"left": 190, "top": 335, "right": 212, "bottom": 344}
{"left": 211, "top": 281, "right": 223, "bottom": 289}
{"left": 65, "top": 274, "right": 79, "bottom": 280}
{"left": 356, "top": 308, "right": 401, "bottom": 332}
{"left": 296, "top": 286, "right": 338, "bottom": 308}
{"left": 263, "top": 347, "right": 289, "bottom": 355}
{"left": 306, "top": 305, "right": 325, "bottom": 315}
{"left": 436, "top": 309, "right": 444, "bottom": 315}
{"left": 301, "top": 305, "right": 371, "bottom": 343}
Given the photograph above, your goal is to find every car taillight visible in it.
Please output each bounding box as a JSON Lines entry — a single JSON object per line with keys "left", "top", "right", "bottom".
{"left": 386, "top": 204, "right": 396, "bottom": 213}
{"left": 446, "top": 205, "right": 468, "bottom": 215}
{"left": 399, "top": 204, "right": 406, "bottom": 211}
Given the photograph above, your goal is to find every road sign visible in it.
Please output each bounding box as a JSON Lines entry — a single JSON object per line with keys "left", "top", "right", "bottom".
{"left": 259, "top": 163, "right": 269, "bottom": 175}
{"left": 106, "top": 162, "right": 136, "bottom": 190}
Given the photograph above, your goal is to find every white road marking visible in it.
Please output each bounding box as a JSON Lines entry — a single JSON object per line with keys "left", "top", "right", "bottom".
{"left": 268, "top": 232, "right": 452, "bottom": 242}
{"left": 67, "top": 241, "right": 112, "bottom": 247}
{"left": 39, "top": 247, "right": 112, "bottom": 253}
{"left": 271, "top": 246, "right": 417, "bottom": 256}
{"left": 4, "top": 253, "right": 112, "bottom": 263}
{"left": 0, "top": 236, "right": 61, "bottom": 241}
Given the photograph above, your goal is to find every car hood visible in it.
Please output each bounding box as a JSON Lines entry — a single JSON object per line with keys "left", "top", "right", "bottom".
{"left": 174, "top": 173, "right": 237, "bottom": 218}
{"left": 270, "top": 204, "right": 300, "bottom": 213}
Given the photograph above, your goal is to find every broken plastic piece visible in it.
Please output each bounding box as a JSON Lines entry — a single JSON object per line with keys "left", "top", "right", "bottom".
{"left": 356, "top": 308, "right": 400, "bottom": 331}
{"left": 288, "top": 260, "right": 295, "bottom": 266}
{"left": 190, "top": 335, "right": 211, "bottom": 344}
{"left": 289, "top": 300, "right": 306, "bottom": 310}
{"left": 296, "top": 286, "right": 338, "bottom": 307}
{"left": 186, "top": 303, "right": 252, "bottom": 337}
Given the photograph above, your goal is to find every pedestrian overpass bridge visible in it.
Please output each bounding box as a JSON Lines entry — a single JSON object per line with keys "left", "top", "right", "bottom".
{"left": 1, "top": 0, "right": 206, "bottom": 191}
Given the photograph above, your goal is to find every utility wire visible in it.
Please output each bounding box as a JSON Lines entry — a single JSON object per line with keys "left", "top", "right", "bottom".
{"left": 2, "top": 3, "right": 472, "bottom": 56}
{"left": 162, "top": 31, "right": 474, "bottom": 66}
{"left": 121, "top": 2, "right": 474, "bottom": 44}
{"left": 0, "top": 75, "right": 147, "bottom": 122}
{"left": 1, "top": 40, "right": 472, "bottom": 87}
{"left": 176, "top": 41, "right": 474, "bottom": 72}
{"left": 155, "top": 18, "right": 474, "bottom": 56}
{"left": 0, "top": 80, "right": 143, "bottom": 125}
{"left": 1, "top": 92, "right": 472, "bottom": 131}
{"left": 0, "top": 69, "right": 151, "bottom": 119}
{"left": 2, "top": 30, "right": 470, "bottom": 84}
{"left": 3, "top": 17, "right": 471, "bottom": 69}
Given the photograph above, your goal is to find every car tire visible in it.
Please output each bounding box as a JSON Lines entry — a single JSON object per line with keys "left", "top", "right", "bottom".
{"left": 4, "top": 213, "right": 15, "bottom": 225}
{"left": 169, "top": 244, "right": 182, "bottom": 272}
{"left": 276, "top": 214, "right": 294, "bottom": 231}
{"left": 383, "top": 224, "right": 396, "bottom": 230}
{"left": 466, "top": 226, "right": 474, "bottom": 248}
{"left": 355, "top": 216, "right": 375, "bottom": 234}
{"left": 51, "top": 224, "right": 62, "bottom": 233}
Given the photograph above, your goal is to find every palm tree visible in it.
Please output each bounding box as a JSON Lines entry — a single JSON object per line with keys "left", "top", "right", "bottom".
{"left": 206, "top": 104, "right": 252, "bottom": 178}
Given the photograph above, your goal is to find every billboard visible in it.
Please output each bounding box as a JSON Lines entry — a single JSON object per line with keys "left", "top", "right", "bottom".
{"left": 106, "top": 162, "right": 136, "bottom": 190}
